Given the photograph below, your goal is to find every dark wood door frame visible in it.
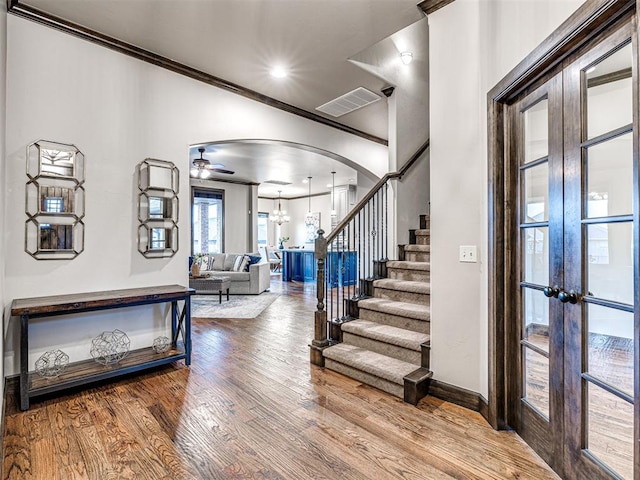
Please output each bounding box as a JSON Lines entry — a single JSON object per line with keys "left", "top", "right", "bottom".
{"left": 487, "top": 0, "right": 636, "bottom": 431}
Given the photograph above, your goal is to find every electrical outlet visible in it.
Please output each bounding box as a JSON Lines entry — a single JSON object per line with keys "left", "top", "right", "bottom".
{"left": 459, "top": 245, "right": 478, "bottom": 263}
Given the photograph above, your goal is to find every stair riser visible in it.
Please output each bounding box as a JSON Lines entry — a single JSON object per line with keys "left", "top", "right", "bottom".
{"left": 374, "top": 288, "right": 430, "bottom": 306}
{"left": 324, "top": 359, "right": 403, "bottom": 398}
{"left": 358, "top": 308, "right": 430, "bottom": 334}
{"left": 387, "top": 269, "right": 431, "bottom": 282}
{"left": 343, "top": 332, "right": 422, "bottom": 365}
{"left": 405, "top": 251, "right": 431, "bottom": 262}
{"left": 415, "top": 235, "right": 430, "bottom": 245}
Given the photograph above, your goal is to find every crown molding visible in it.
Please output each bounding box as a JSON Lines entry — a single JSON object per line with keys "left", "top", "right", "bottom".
{"left": 417, "top": 0, "right": 455, "bottom": 16}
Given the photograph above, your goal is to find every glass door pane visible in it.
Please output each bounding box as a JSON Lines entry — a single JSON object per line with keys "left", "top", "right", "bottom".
{"left": 512, "top": 73, "right": 564, "bottom": 468}
{"left": 524, "top": 99, "right": 549, "bottom": 163}
{"left": 563, "top": 26, "right": 636, "bottom": 479}
{"left": 520, "top": 96, "right": 552, "bottom": 420}
{"left": 586, "top": 43, "right": 632, "bottom": 140}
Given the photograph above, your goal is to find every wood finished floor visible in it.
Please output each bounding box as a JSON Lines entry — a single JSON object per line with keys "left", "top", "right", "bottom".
{"left": 2, "top": 276, "right": 559, "bottom": 480}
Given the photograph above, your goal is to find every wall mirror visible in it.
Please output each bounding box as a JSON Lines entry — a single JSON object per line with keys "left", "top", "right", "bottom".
{"left": 138, "top": 158, "right": 178, "bottom": 191}
{"left": 137, "top": 158, "right": 179, "bottom": 258}
{"left": 138, "top": 192, "right": 178, "bottom": 222}
{"left": 27, "top": 139, "right": 85, "bottom": 181}
{"left": 25, "top": 140, "right": 85, "bottom": 259}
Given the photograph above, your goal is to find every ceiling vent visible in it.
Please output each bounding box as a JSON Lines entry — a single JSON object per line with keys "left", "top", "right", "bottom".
{"left": 264, "top": 179, "right": 292, "bottom": 186}
{"left": 316, "top": 87, "right": 381, "bottom": 117}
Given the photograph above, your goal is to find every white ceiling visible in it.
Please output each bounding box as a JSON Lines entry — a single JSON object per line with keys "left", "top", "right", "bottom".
{"left": 190, "top": 141, "right": 373, "bottom": 198}
{"left": 22, "top": 0, "right": 426, "bottom": 141}
{"left": 16, "top": 0, "right": 426, "bottom": 196}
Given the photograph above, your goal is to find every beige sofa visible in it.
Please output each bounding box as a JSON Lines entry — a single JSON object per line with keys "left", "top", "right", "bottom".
{"left": 195, "top": 252, "right": 270, "bottom": 295}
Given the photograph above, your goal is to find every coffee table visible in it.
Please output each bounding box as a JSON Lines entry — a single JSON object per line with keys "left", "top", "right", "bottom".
{"left": 189, "top": 275, "right": 231, "bottom": 303}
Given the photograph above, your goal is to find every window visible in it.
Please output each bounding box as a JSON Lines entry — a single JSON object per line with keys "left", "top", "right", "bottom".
{"left": 192, "top": 189, "right": 223, "bottom": 254}
{"left": 257, "top": 212, "right": 268, "bottom": 246}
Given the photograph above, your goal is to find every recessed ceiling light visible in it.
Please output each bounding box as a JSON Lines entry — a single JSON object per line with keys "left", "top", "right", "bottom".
{"left": 270, "top": 66, "right": 287, "bottom": 78}
{"left": 302, "top": 178, "right": 308, "bottom": 184}
{"left": 400, "top": 51, "right": 413, "bottom": 65}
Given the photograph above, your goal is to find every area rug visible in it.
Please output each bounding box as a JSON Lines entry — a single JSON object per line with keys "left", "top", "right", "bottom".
{"left": 191, "top": 292, "right": 280, "bottom": 319}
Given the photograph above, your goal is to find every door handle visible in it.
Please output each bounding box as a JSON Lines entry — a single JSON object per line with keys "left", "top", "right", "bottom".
{"left": 558, "top": 290, "right": 578, "bottom": 304}
{"left": 543, "top": 286, "right": 559, "bottom": 298}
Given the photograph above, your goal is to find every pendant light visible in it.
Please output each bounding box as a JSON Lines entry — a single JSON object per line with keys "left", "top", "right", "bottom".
{"left": 330, "top": 171, "right": 337, "bottom": 217}
{"left": 304, "top": 176, "right": 315, "bottom": 226}
{"left": 269, "top": 191, "right": 290, "bottom": 225}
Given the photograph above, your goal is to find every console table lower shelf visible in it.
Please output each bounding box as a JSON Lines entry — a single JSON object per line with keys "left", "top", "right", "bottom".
{"left": 28, "top": 345, "right": 186, "bottom": 399}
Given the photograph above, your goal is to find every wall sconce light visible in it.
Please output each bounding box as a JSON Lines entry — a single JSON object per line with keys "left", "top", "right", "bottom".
{"left": 400, "top": 51, "right": 413, "bottom": 65}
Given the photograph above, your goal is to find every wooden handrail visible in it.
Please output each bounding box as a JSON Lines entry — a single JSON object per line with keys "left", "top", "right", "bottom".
{"left": 325, "top": 139, "right": 430, "bottom": 243}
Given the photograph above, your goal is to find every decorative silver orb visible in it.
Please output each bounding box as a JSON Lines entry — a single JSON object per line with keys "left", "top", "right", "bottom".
{"left": 90, "top": 329, "right": 130, "bottom": 365}
{"left": 152, "top": 336, "right": 171, "bottom": 353}
{"left": 35, "top": 349, "right": 69, "bottom": 378}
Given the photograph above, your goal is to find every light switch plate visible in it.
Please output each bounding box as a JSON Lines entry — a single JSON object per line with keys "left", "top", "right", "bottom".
{"left": 459, "top": 245, "right": 477, "bottom": 263}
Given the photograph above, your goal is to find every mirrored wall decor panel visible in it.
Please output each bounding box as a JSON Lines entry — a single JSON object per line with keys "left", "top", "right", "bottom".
{"left": 25, "top": 140, "right": 85, "bottom": 260}
{"left": 138, "top": 158, "right": 179, "bottom": 192}
{"left": 137, "top": 158, "right": 179, "bottom": 258}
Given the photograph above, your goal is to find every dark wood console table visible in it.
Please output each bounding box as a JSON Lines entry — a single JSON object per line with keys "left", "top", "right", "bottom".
{"left": 11, "top": 284, "right": 194, "bottom": 410}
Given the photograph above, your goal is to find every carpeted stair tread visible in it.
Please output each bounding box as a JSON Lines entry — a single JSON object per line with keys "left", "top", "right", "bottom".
{"left": 405, "top": 244, "right": 430, "bottom": 252}
{"left": 386, "top": 261, "right": 430, "bottom": 271}
{"left": 323, "top": 343, "right": 417, "bottom": 385}
{"left": 342, "top": 320, "right": 430, "bottom": 351}
{"left": 373, "top": 278, "right": 430, "bottom": 294}
{"left": 358, "top": 297, "right": 430, "bottom": 321}
{"left": 415, "top": 229, "right": 430, "bottom": 236}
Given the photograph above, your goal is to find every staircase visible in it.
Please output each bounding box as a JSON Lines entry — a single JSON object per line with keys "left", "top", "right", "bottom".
{"left": 322, "top": 214, "right": 433, "bottom": 405}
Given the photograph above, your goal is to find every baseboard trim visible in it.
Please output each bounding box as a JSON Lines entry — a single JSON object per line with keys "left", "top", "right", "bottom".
{"left": 429, "top": 379, "right": 490, "bottom": 423}
{"left": 1, "top": 376, "right": 19, "bottom": 462}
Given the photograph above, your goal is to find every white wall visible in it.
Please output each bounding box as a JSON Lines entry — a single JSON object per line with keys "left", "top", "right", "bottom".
{"left": 0, "top": 1, "right": 7, "bottom": 401}
{"left": 395, "top": 148, "right": 430, "bottom": 246}
{"left": 3, "top": 16, "right": 388, "bottom": 375}
{"left": 259, "top": 194, "right": 333, "bottom": 249}
{"left": 350, "top": 17, "right": 430, "bottom": 251}
{"left": 429, "top": 0, "right": 584, "bottom": 397}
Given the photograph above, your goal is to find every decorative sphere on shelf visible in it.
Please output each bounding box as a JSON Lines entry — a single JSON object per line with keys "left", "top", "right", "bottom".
{"left": 35, "top": 349, "right": 69, "bottom": 378}
{"left": 152, "top": 336, "right": 171, "bottom": 353}
{"left": 90, "top": 329, "right": 130, "bottom": 365}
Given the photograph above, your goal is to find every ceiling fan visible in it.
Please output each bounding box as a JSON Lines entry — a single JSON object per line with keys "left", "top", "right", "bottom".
{"left": 191, "top": 147, "right": 235, "bottom": 178}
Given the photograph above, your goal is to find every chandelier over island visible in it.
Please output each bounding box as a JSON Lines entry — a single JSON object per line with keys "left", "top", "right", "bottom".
{"left": 269, "top": 190, "right": 290, "bottom": 225}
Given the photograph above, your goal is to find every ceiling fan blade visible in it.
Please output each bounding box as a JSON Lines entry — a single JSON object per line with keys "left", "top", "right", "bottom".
{"left": 210, "top": 168, "right": 235, "bottom": 175}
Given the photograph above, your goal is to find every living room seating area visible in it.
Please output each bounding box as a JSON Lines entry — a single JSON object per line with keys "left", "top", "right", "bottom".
{"left": 191, "top": 253, "right": 270, "bottom": 295}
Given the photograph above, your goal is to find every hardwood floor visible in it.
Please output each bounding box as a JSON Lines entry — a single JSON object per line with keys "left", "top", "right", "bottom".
{"left": 2, "top": 276, "right": 559, "bottom": 480}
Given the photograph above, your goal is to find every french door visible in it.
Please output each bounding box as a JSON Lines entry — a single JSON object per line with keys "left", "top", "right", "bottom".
{"left": 508, "top": 19, "right": 639, "bottom": 479}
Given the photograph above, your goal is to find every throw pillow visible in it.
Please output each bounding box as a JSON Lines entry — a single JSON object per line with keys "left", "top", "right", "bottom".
{"left": 211, "top": 253, "right": 225, "bottom": 271}
{"left": 245, "top": 254, "right": 262, "bottom": 272}
{"left": 224, "top": 254, "right": 239, "bottom": 271}
{"left": 199, "top": 255, "right": 210, "bottom": 271}
{"left": 233, "top": 254, "right": 249, "bottom": 272}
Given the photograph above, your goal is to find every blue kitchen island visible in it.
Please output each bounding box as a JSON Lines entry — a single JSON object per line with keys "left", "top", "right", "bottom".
{"left": 281, "top": 249, "right": 357, "bottom": 287}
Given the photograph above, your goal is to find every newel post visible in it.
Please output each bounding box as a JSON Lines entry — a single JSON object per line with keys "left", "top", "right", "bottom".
{"left": 310, "top": 229, "right": 329, "bottom": 366}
